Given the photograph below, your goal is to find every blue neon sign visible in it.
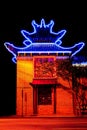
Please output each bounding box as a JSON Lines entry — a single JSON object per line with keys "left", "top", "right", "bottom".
{"left": 4, "top": 18, "right": 85, "bottom": 63}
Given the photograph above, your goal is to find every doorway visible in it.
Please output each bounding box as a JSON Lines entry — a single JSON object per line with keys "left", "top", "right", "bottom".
{"left": 33, "top": 85, "right": 55, "bottom": 115}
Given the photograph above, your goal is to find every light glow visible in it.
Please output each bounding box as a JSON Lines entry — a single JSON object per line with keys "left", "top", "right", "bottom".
{"left": 4, "top": 18, "right": 85, "bottom": 63}
{"left": 72, "top": 62, "right": 87, "bottom": 67}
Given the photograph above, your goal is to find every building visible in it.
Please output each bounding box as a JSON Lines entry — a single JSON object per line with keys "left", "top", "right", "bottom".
{"left": 4, "top": 19, "right": 87, "bottom": 117}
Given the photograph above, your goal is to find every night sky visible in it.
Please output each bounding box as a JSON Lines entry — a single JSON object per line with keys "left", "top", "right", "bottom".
{"left": 0, "top": 2, "right": 87, "bottom": 116}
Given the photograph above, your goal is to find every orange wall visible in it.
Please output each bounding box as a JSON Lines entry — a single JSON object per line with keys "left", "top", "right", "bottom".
{"left": 56, "top": 75, "right": 74, "bottom": 116}
{"left": 16, "top": 57, "right": 33, "bottom": 116}
{"left": 16, "top": 56, "right": 74, "bottom": 116}
{"left": 56, "top": 87, "right": 74, "bottom": 116}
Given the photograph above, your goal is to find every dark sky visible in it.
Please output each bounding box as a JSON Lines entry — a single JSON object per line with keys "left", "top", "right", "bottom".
{"left": 0, "top": 2, "right": 87, "bottom": 116}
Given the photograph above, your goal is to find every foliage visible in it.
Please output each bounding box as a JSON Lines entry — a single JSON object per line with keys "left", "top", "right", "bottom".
{"left": 56, "top": 57, "right": 87, "bottom": 116}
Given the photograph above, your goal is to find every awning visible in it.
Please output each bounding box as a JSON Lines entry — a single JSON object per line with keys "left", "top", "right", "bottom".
{"left": 31, "top": 78, "right": 57, "bottom": 85}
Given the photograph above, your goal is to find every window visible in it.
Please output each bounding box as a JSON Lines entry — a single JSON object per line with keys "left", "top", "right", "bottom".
{"left": 34, "top": 57, "right": 56, "bottom": 78}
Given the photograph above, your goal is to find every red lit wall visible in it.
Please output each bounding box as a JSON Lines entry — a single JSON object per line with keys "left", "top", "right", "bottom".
{"left": 16, "top": 56, "right": 74, "bottom": 117}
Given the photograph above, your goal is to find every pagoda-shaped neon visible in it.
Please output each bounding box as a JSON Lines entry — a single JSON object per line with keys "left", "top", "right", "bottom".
{"left": 4, "top": 18, "right": 85, "bottom": 63}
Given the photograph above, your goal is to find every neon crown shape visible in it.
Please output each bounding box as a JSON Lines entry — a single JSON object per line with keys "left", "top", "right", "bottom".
{"left": 4, "top": 18, "right": 85, "bottom": 63}
{"left": 21, "top": 18, "right": 66, "bottom": 45}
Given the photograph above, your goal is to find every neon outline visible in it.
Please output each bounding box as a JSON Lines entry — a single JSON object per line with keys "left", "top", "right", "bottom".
{"left": 21, "top": 19, "right": 66, "bottom": 46}
{"left": 72, "top": 62, "right": 87, "bottom": 66}
{"left": 4, "top": 18, "right": 85, "bottom": 63}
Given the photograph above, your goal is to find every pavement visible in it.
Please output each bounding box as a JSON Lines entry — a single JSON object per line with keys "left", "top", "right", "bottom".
{"left": 0, "top": 114, "right": 87, "bottom": 118}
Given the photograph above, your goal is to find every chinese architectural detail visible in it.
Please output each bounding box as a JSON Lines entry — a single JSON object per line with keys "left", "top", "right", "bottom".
{"left": 4, "top": 18, "right": 87, "bottom": 117}
{"left": 34, "top": 57, "right": 56, "bottom": 78}
{"left": 4, "top": 18, "right": 85, "bottom": 63}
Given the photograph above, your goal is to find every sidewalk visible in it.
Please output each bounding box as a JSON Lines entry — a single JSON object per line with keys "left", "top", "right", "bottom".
{"left": 0, "top": 114, "right": 83, "bottom": 118}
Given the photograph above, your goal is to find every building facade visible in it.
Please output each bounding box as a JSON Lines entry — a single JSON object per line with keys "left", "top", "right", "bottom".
{"left": 4, "top": 19, "right": 87, "bottom": 117}
{"left": 16, "top": 53, "right": 74, "bottom": 116}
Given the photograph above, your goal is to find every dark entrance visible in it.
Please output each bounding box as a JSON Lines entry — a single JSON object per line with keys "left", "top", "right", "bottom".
{"left": 31, "top": 78, "right": 57, "bottom": 115}
{"left": 38, "top": 86, "right": 52, "bottom": 105}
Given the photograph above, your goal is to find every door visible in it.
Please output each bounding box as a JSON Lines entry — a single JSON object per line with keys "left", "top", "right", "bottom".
{"left": 37, "top": 85, "right": 54, "bottom": 115}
